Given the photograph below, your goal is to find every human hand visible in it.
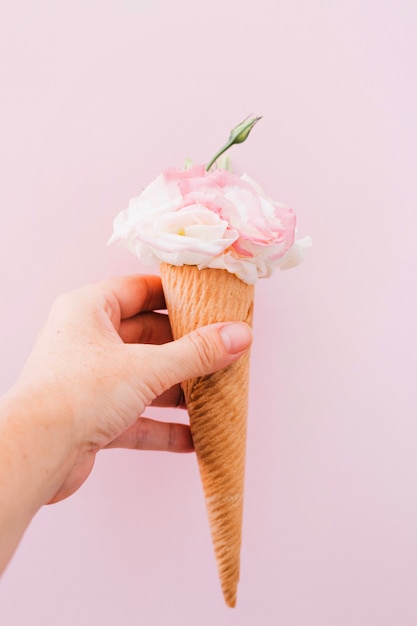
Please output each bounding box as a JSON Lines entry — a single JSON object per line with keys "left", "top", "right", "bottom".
{"left": 11, "top": 274, "right": 252, "bottom": 504}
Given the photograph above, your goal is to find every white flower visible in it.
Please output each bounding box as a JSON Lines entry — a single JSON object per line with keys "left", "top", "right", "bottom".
{"left": 109, "top": 164, "right": 310, "bottom": 283}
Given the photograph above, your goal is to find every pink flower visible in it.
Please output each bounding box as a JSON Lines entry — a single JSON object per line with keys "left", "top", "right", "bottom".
{"left": 109, "top": 165, "right": 308, "bottom": 284}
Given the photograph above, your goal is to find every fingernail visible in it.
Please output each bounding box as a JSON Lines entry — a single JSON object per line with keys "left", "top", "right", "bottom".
{"left": 219, "top": 323, "right": 252, "bottom": 354}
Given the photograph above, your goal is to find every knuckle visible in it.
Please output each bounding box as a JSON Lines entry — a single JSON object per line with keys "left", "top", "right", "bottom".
{"left": 50, "top": 292, "right": 71, "bottom": 312}
{"left": 187, "top": 329, "right": 219, "bottom": 371}
{"left": 167, "top": 423, "right": 176, "bottom": 451}
{"left": 134, "top": 418, "right": 150, "bottom": 449}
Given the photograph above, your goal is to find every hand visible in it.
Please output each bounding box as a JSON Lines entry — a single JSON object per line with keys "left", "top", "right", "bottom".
{"left": 10, "top": 274, "right": 252, "bottom": 504}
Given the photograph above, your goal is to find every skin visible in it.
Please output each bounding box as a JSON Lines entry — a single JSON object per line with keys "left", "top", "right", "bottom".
{"left": 0, "top": 274, "right": 252, "bottom": 576}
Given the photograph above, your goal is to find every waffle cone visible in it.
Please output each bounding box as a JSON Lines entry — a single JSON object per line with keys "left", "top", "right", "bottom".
{"left": 160, "top": 263, "right": 254, "bottom": 607}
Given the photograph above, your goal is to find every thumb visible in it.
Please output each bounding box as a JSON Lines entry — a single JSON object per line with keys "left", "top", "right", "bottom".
{"left": 148, "top": 322, "right": 253, "bottom": 393}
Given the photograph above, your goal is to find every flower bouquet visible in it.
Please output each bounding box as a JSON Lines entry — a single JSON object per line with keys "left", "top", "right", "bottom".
{"left": 109, "top": 116, "right": 311, "bottom": 606}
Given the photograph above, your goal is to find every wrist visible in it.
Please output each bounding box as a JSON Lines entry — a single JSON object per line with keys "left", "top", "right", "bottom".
{"left": 0, "top": 383, "right": 79, "bottom": 512}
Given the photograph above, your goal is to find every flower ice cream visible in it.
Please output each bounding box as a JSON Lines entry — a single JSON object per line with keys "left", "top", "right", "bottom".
{"left": 109, "top": 165, "right": 311, "bottom": 284}
{"left": 109, "top": 116, "right": 310, "bottom": 607}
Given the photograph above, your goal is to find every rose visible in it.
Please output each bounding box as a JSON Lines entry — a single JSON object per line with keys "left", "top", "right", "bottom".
{"left": 109, "top": 164, "right": 308, "bottom": 284}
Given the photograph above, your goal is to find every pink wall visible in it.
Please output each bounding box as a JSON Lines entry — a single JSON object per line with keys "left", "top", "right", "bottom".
{"left": 1, "top": 1, "right": 416, "bottom": 624}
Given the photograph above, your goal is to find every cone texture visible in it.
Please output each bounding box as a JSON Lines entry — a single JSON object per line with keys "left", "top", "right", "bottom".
{"left": 160, "top": 263, "right": 254, "bottom": 607}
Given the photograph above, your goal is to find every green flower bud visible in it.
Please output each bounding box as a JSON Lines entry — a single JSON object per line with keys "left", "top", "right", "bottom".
{"left": 206, "top": 115, "right": 262, "bottom": 171}
{"left": 229, "top": 115, "right": 262, "bottom": 144}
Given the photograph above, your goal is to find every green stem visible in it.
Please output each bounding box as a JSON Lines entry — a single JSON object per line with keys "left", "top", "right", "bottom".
{"left": 205, "top": 140, "right": 234, "bottom": 172}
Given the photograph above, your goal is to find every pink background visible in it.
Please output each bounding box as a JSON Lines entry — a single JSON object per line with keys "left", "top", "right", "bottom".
{"left": 1, "top": 1, "right": 416, "bottom": 624}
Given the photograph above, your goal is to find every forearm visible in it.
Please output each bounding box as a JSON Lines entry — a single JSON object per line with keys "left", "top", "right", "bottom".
{"left": 0, "top": 386, "right": 76, "bottom": 574}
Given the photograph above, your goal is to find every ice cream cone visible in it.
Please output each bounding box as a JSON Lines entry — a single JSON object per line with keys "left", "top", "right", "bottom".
{"left": 160, "top": 263, "right": 254, "bottom": 607}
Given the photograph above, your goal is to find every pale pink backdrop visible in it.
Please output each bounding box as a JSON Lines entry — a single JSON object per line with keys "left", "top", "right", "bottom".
{"left": 1, "top": 1, "right": 416, "bottom": 624}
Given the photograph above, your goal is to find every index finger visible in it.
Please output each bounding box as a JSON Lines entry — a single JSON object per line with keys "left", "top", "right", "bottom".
{"left": 100, "top": 274, "right": 166, "bottom": 320}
